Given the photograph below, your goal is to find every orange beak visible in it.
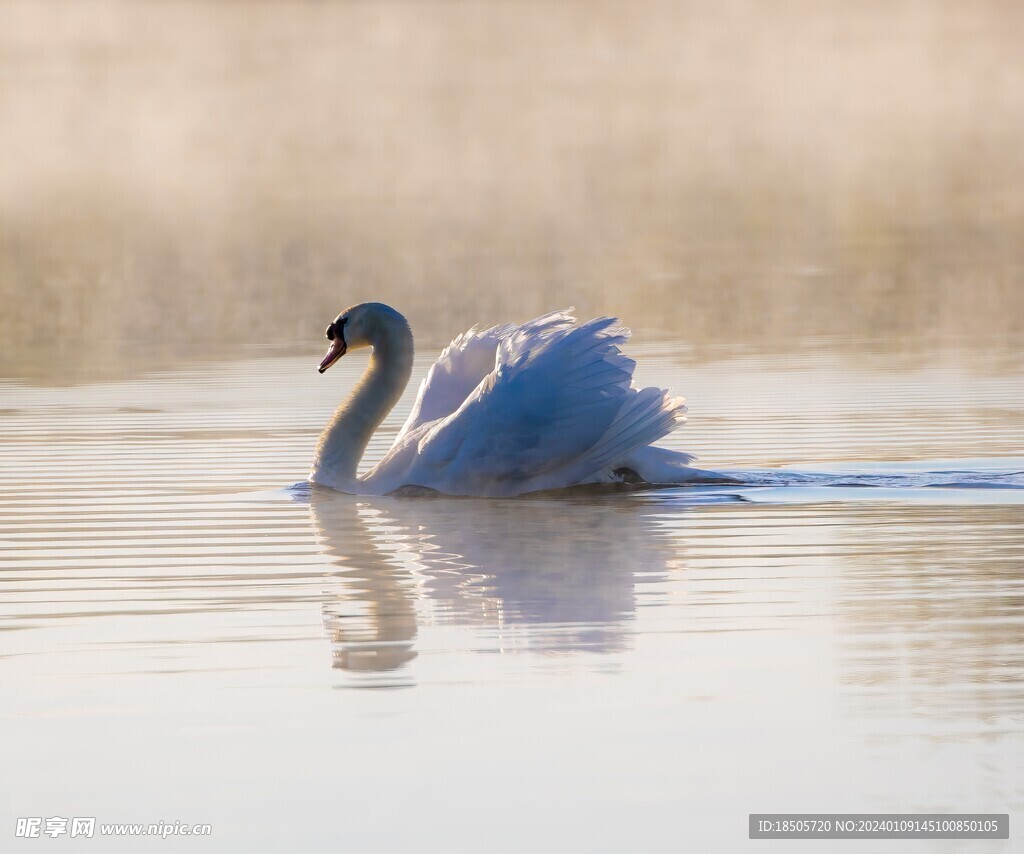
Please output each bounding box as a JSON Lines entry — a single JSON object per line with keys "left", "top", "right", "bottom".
{"left": 318, "top": 339, "right": 347, "bottom": 373}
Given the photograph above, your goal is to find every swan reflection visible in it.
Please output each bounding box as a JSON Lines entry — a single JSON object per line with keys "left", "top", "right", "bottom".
{"left": 310, "top": 488, "right": 682, "bottom": 686}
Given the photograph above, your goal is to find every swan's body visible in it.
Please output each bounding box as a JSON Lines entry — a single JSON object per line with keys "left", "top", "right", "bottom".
{"left": 310, "top": 303, "right": 706, "bottom": 497}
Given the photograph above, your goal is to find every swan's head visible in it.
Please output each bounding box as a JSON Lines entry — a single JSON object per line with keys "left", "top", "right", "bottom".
{"left": 318, "top": 303, "right": 410, "bottom": 374}
{"left": 319, "top": 312, "right": 349, "bottom": 374}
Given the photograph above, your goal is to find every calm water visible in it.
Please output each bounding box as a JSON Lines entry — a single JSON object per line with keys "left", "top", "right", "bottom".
{"left": 1, "top": 334, "right": 1021, "bottom": 851}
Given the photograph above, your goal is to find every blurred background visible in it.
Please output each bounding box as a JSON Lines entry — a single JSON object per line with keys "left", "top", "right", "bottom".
{"left": 1, "top": 0, "right": 1022, "bottom": 374}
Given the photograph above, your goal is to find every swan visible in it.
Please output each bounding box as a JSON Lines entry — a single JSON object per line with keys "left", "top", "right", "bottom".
{"left": 309, "top": 303, "right": 707, "bottom": 497}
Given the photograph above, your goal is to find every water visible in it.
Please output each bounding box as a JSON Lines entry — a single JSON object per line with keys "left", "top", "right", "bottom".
{"left": 1, "top": 335, "right": 1021, "bottom": 851}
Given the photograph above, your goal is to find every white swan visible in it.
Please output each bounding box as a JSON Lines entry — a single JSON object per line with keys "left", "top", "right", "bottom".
{"left": 309, "top": 303, "right": 706, "bottom": 496}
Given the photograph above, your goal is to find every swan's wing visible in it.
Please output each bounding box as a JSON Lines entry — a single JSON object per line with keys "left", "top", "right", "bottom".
{"left": 393, "top": 309, "right": 576, "bottom": 443}
{"left": 406, "top": 316, "right": 672, "bottom": 495}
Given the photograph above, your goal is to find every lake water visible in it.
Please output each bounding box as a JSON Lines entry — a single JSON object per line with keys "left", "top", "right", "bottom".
{"left": 1, "top": 333, "right": 1021, "bottom": 851}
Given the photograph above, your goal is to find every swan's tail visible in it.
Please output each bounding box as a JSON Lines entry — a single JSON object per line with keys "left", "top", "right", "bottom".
{"left": 583, "top": 387, "right": 687, "bottom": 475}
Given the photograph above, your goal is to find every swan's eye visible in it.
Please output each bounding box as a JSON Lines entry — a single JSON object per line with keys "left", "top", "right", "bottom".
{"left": 326, "top": 317, "right": 347, "bottom": 341}
{"left": 328, "top": 317, "right": 348, "bottom": 341}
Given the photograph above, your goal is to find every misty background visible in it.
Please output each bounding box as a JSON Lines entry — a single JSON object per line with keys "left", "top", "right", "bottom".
{"left": 1, "top": 0, "right": 1022, "bottom": 374}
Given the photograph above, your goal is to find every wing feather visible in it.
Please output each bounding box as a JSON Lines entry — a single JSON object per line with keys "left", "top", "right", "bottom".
{"left": 407, "top": 316, "right": 639, "bottom": 494}
{"left": 372, "top": 309, "right": 689, "bottom": 496}
{"left": 585, "top": 388, "right": 687, "bottom": 473}
{"left": 393, "top": 309, "right": 575, "bottom": 444}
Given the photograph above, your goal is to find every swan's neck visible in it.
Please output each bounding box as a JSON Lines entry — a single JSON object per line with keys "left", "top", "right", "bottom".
{"left": 311, "top": 324, "right": 413, "bottom": 490}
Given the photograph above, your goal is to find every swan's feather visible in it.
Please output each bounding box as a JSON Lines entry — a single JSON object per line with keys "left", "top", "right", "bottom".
{"left": 585, "top": 388, "right": 687, "bottom": 472}
{"left": 393, "top": 309, "right": 575, "bottom": 445}
{"left": 371, "top": 312, "right": 688, "bottom": 496}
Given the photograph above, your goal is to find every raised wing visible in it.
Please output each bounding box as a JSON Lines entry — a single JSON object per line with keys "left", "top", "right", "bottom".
{"left": 393, "top": 309, "right": 576, "bottom": 444}
{"left": 407, "top": 316, "right": 647, "bottom": 495}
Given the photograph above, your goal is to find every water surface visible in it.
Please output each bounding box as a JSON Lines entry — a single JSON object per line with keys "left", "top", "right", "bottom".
{"left": 1, "top": 335, "right": 1021, "bottom": 850}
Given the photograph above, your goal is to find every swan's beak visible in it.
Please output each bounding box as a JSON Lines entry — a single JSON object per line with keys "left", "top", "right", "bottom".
{"left": 318, "top": 339, "right": 347, "bottom": 373}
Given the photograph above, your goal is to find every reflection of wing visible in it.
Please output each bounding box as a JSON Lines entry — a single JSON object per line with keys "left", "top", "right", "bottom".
{"left": 402, "top": 499, "right": 644, "bottom": 637}
{"left": 311, "top": 488, "right": 682, "bottom": 685}
{"left": 393, "top": 310, "right": 574, "bottom": 444}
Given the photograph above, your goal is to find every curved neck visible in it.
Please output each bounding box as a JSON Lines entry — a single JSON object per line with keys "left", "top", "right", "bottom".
{"left": 311, "top": 322, "right": 414, "bottom": 490}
